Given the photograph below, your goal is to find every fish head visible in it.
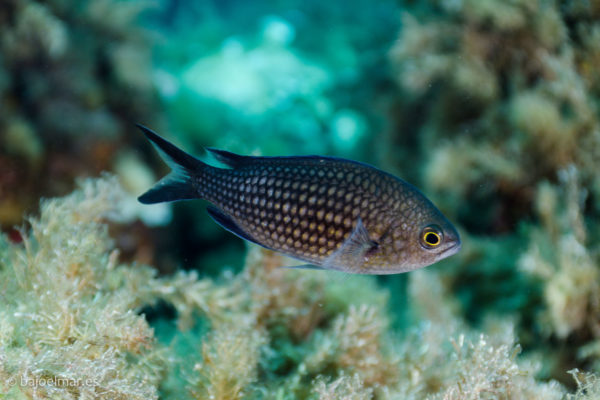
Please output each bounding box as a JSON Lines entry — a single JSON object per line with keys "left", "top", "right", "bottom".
{"left": 388, "top": 203, "right": 461, "bottom": 272}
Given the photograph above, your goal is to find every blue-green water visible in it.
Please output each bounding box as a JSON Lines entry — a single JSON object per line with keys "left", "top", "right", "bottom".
{"left": 1, "top": 0, "right": 599, "bottom": 398}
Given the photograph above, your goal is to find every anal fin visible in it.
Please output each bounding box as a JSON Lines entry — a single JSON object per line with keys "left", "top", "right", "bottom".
{"left": 281, "top": 264, "right": 325, "bottom": 271}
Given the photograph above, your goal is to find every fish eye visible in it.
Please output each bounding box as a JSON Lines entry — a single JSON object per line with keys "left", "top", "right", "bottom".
{"left": 420, "top": 225, "right": 443, "bottom": 249}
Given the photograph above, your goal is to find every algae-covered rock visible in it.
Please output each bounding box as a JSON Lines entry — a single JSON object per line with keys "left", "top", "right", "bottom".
{"left": 0, "top": 0, "right": 160, "bottom": 228}
{"left": 4, "top": 0, "right": 600, "bottom": 397}
{"left": 388, "top": 0, "right": 600, "bottom": 390}
{"left": 0, "top": 176, "right": 164, "bottom": 399}
{"left": 1, "top": 175, "right": 592, "bottom": 399}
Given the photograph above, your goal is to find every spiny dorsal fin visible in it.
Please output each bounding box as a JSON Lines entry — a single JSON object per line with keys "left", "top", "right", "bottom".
{"left": 206, "top": 148, "right": 249, "bottom": 168}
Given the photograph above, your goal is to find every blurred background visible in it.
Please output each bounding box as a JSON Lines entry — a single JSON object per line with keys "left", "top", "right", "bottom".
{"left": 1, "top": 0, "right": 600, "bottom": 388}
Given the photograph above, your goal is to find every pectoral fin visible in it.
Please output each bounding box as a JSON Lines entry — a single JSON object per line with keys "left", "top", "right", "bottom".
{"left": 323, "top": 217, "right": 379, "bottom": 271}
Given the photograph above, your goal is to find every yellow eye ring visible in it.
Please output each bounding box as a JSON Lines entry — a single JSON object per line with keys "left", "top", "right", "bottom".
{"left": 424, "top": 232, "right": 440, "bottom": 245}
{"left": 420, "top": 225, "right": 443, "bottom": 249}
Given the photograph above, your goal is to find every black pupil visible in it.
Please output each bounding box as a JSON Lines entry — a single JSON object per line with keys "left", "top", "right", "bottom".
{"left": 426, "top": 232, "right": 439, "bottom": 245}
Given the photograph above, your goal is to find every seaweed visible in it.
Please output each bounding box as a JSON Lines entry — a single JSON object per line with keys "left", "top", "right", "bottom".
{"left": 3, "top": 175, "right": 595, "bottom": 398}
{"left": 390, "top": 0, "right": 600, "bottom": 386}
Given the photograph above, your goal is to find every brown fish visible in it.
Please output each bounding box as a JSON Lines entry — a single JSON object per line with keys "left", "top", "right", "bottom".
{"left": 138, "top": 125, "right": 461, "bottom": 274}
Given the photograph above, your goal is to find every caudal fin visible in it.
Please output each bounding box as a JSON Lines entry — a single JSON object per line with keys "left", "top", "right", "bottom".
{"left": 137, "top": 124, "right": 205, "bottom": 204}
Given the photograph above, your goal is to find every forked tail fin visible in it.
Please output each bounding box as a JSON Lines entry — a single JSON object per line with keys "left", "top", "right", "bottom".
{"left": 137, "top": 124, "right": 206, "bottom": 204}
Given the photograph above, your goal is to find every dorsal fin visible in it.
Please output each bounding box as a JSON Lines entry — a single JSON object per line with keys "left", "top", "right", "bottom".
{"left": 206, "top": 148, "right": 248, "bottom": 168}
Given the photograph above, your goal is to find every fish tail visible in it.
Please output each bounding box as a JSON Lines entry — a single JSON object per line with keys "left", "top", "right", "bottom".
{"left": 137, "top": 124, "right": 205, "bottom": 204}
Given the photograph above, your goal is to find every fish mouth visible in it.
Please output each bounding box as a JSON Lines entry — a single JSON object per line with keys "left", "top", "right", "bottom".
{"left": 440, "top": 239, "right": 461, "bottom": 259}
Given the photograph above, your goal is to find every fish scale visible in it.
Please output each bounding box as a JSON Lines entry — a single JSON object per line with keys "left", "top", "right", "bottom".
{"left": 201, "top": 160, "right": 393, "bottom": 262}
{"left": 138, "top": 125, "right": 461, "bottom": 274}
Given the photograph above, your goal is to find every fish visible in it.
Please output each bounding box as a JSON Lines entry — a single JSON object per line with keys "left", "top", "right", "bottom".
{"left": 137, "top": 125, "right": 461, "bottom": 274}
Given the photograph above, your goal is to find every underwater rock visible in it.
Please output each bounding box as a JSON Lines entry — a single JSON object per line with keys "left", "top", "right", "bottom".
{"left": 4, "top": 0, "right": 600, "bottom": 396}
{"left": 390, "top": 2, "right": 600, "bottom": 384}
{"left": 519, "top": 167, "right": 600, "bottom": 372}
{"left": 330, "top": 109, "right": 368, "bottom": 155}
{"left": 261, "top": 15, "right": 296, "bottom": 47}
{"left": 0, "top": 0, "right": 159, "bottom": 228}
{"left": 164, "top": 36, "right": 332, "bottom": 159}
{"left": 0, "top": 176, "right": 163, "bottom": 399}
{"left": 390, "top": 0, "right": 600, "bottom": 209}
{"left": 2, "top": 175, "right": 597, "bottom": 398}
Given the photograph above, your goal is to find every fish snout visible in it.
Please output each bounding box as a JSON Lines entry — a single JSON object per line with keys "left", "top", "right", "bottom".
{"left": 441, "top": 226, "right": 461, "bottom": 258}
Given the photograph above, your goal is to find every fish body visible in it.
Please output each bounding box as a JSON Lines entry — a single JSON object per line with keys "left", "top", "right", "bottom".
{"left": 138, "top": 125, "right": 461, "bottom": 274}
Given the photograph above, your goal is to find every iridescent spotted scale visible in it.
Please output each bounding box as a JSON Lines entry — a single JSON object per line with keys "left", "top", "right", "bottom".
{"left": 138, "top": 125, "right": 461, "bottom": 274}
